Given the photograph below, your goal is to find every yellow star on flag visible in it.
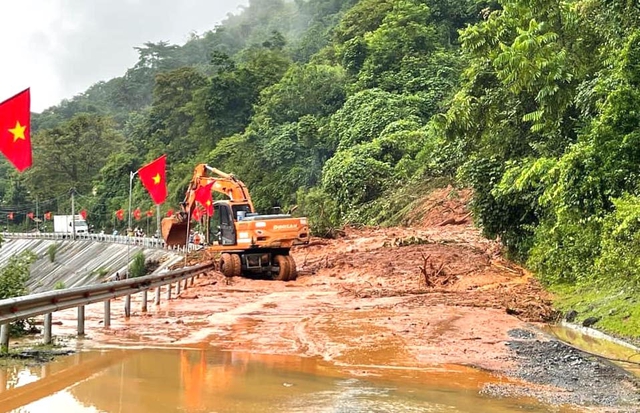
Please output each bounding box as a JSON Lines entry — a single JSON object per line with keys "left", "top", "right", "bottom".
{"left": 206, "top": 200, "right": 211, "bottom": 206}
{"left": 152, "top": 173, "right": 161, "bottom": 184}
{"left": 8, "top": 121, "right": 26, "bottom": 142}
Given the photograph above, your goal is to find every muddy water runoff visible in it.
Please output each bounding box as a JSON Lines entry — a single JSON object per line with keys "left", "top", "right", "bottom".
{"left": 0, "top": 347, "right": 573, "bottom": 413}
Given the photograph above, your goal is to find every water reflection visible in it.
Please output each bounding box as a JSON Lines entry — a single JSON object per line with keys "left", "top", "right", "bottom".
{"left": 1, "top": 348, "right": 567, "bottom": 413}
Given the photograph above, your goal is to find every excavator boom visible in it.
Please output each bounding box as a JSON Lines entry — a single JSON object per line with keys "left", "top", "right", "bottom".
{"left": 161, "top": 164, "right": 255, "bottom": 245}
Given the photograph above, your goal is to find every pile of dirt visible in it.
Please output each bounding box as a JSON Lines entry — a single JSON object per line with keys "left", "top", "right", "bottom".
{"left": 403, "top": 186, "right": 473, "bottom": 227}
{"left": 295, "top": 224, "right": 555, "bottom": 323}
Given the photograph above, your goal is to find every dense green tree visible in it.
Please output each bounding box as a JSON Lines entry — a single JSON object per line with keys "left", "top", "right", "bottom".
{"left": 26, "top": 114, "right": 124, "bottom": 200}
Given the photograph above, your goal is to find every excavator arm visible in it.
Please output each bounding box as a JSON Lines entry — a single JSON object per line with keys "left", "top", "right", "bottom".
{"left": 161, "top": 164, "right": 255, "bottom": 245}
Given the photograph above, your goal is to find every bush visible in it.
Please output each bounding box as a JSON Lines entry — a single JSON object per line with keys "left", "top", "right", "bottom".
{"left": 595, "top": 195, "right": 640, "bottom": 287}
{"left": 528, "top": 217, "right": 602, "bottom": 286}
{"left": 47, "top": 244, "right": 59, "bottom": 263}
{"left": 129, "top": 251, "right": 147, "bottom": 278}
{"left": 0, "top": 251, "right": 36, "bottom": 300}
{"left": 322, "top": 144, "right": 393, "bottom": 208}
{"left": 0, "top": 251, "right": 37, "bottom": 338}
{"left": 54, "top": 281, "right": 66, "bottom": 290}
{"left": 297, "top": 187, "right": 341, "bottom": 238}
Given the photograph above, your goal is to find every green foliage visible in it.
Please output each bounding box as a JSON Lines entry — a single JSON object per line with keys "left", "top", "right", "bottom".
{"left": 93, "top": 267, "right": 110, "bottom": 278}
{"left": 322, "top": 144, "right": 393, "bottom": 209}
{"left": 129, "top": 252, "right": 147, "bottom": 279}
{"left": 0, "top": 251, "right": 36, "bottom": 300}
{"left": 47, "top": 244, "right": 59, "bottom": 263}
{"left": 329, "top": 89, "right": 425, "bottom": 150}
{"left": 26, "top": 113, "right": 124, "bottom": 201}
{"left": 594, "top": 195, "right": 640, "bottom": 287}
{"left": 54, "top": 281, "right": 66, "bottom": 290}
{"left": 297, "top": 187, "right": 341, "bottom": 238}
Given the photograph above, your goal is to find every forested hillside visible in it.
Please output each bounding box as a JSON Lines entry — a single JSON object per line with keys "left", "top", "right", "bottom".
{"left": 3, "top": 0, "right": 640, "bottom": 334}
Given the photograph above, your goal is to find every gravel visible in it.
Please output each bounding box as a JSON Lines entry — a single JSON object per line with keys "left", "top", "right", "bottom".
{"left": 482, "top": 328, "right": 640, "bottom": 410}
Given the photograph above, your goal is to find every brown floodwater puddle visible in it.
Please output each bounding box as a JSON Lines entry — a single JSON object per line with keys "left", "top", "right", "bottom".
{"left": 0, "top": 347, "right": 578, "bottom": 413}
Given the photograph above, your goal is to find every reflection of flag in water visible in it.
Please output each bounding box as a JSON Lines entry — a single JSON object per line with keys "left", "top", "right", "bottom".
{"left": 180, "top": 350, "right": 206, "bottom": 410}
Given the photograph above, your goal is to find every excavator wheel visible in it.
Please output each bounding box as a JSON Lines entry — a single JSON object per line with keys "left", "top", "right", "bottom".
{"left": 230, "top": 253, "right": 242, "bottom": 277}
{"left": 285, "top": 255, "right": 298, "bottom": 281}
{"left": 272, "top": 255, "right": 290, "bottom": 281}
{"left": 220, "top": 253, "right": 236, "bottom": 278}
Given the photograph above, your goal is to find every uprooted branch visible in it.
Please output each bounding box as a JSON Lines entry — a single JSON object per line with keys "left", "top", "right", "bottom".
{"left": 419, "top": 254, "right": 456, "bottom": 288}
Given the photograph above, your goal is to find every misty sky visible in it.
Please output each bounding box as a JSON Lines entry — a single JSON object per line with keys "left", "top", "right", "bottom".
{"left": 0, "top": 0, "right": 248, "bottom": 112}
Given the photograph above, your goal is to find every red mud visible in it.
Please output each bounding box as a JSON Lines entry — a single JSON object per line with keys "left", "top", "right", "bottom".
{"left": 53, "top": 187, "right": 556, "bottom": 376}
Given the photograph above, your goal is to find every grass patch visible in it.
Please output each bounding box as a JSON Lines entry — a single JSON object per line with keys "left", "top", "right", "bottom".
{"left": 47, "top": 243, "right": 59, "bottom": 263}
{"left": 552, "top": 283, "right": 640, "bottom": 341}
{"left": 92, "top": 267, "right": 110, "bottom": 278}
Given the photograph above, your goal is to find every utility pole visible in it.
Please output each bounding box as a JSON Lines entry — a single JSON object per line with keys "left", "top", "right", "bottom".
{"left": 70, "top": 188, "right": 76, "bottom": 240}
{"left": 35, "top": 195, "right": 39, "bottom": 232}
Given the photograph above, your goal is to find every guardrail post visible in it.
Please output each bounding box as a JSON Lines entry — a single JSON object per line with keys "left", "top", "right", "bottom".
{"left": 104, "top": 300, "right": 111, "bottom": 327}
{"left": 124, "top": 295, "right": 131, "bottom": 318}
{"left": 43, "top": 313, "right": 52, "bottom": 345}
{"left": 176, "top": 280, "right": 181, "bottom": 295}
{"left": 141, "top": 290, "right": 148, "bottom": 312}
{"left": 77, "top": 306, "right": 85, "bottom": 336}
{"left": 167, "top": 283, "right": 172, "bottom": 300}
{"left": 0, "top": 324, "right": 9, "bottom": 353}
{"left": 155, "top": 286, "right": 161, "bottom": 305}
{"left": 183, "top": 278, "right": 188, "bottom": 290}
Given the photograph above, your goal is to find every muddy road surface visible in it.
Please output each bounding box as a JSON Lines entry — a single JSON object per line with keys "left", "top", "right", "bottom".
{"left": 51, "top": 188, "right": 639, "bottom": 412}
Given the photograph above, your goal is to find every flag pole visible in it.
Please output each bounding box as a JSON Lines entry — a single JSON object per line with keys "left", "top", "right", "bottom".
{"left": 184, "top": 209, "right": 191, "bottom": 267}
{"left": 156, "top": 204, "right": 161, "bottom": 238}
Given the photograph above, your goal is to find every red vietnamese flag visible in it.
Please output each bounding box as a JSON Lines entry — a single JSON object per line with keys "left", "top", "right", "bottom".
{"left": 134, "top": 208, "right": 141, "bottom": 220}
{"left": 192, "top": 207, "right": 201, "bottom": 222}
{"left": 138, "top": 155, "right": 167, "bottom": 205}
{"left": 166, "top": 208, "right": 174, "bottom": 217}
{"left": 146, "top": 209, "right": 153, "bottom": 217}
{"left": 79, "top": 209, "right": 87, "bottom": 220}
{"left": 0, "top": 89, "right": 31, "bottom": 172}
{"left": 194, "top": 182, "right": 214, "bottom": 216}
{"left": 116, "top": 209, "right": 124, "bottom": 221}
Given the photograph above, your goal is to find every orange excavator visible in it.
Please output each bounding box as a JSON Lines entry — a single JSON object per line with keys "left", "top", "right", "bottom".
{"left": 161, "top": 164, "right": 309, "bottom": 281}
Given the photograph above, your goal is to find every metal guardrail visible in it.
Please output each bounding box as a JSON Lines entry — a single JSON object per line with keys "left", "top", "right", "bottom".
{"left": 0, "top": 261, "right": 216, "bottom": 325}
{"left": 2, "top": 232, "right": 196, "bottom": 253}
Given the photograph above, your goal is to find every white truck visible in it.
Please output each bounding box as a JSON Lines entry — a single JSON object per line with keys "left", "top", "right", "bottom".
{"left": 53, "top": 215, "right": 89, "bottom": 234}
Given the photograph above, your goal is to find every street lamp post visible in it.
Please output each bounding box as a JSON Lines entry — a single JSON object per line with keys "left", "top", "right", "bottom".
{"left": 124, "top": 170, "right": 138, "bottom": 318}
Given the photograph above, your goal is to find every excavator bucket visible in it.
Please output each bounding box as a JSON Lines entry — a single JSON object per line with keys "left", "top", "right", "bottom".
{"left": 161, "top": 216, "right": 190, "bottom": 246}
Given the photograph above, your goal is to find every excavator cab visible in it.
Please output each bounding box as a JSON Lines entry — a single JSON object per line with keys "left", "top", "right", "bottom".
{"left": 212, "top": 203, "right": 237, "bottom": 246}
